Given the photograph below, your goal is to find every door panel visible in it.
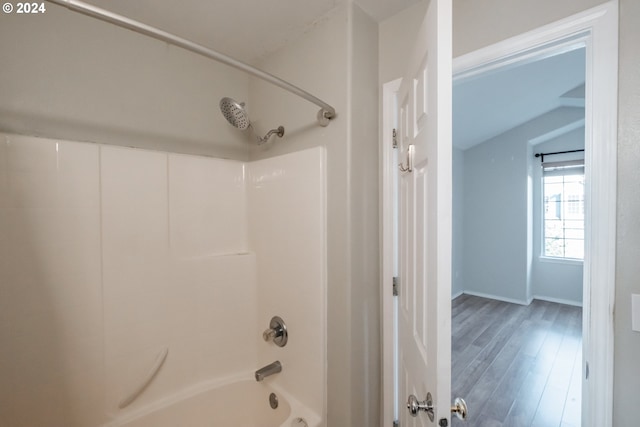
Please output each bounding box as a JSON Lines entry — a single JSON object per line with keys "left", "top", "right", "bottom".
{"left": 396, "top": 0, "right": 452, "bottom": 425}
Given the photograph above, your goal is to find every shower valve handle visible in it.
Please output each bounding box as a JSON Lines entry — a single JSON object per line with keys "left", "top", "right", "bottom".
{"left": 263, "top": 328, "right": 277, "bottom": 341}
{"left": 263, "top": 316, "right": 288, "bottom": 347}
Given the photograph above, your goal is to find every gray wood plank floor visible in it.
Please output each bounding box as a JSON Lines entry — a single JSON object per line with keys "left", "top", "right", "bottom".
{"left": 451, "top": 295, "right": 582, "bottom": 427}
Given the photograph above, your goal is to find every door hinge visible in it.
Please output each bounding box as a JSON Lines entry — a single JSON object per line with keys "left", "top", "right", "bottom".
{"left": 392, "top": 128, "right": 398, "bottom": 148}
{"left": 393, "top": 420, "right": 399, "bottom": 427}
{"left": 393, "top": 276, "right": 399, "bottom": 296}
{"left": 585, "top": 361, "right": 589, "bottom": 379}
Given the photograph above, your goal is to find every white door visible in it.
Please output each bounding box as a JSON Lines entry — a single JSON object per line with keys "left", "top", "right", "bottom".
{"left": 396, "top": 0, "right": 453, "bottom": 425}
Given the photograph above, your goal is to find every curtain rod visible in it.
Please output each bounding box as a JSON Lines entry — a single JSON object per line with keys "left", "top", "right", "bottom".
{"left": 534, "top": 149, "right": 584, "bottom": 163}
{"left": 47, "top": 0, "right": 336, "bottom": 126}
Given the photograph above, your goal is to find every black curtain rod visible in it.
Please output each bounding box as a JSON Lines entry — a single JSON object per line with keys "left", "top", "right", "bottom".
{"left": 534, "top": 149, "right": 584, "bottom": 163}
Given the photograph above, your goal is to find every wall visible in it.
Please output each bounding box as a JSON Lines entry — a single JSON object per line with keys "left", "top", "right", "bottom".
{"left": 531, "top": 128, "right": 585, "bottom": 306}
{"left": 0, "top": 5, "right": 249, "bottom": 159}
{"left": 249, "top": 3, "right": 380, "bottom": 426}
{"left": 0, "top": 133, "right": 252, "bottom": 426}
{"left": 381, "top": 0, "right": 640, "bottom": 424}
{"left": 452, "top": 147, "right": 464, "bottom": 297}
{"left": 249, "top": 147, "right": 326, "bottom": 419}
{"left": 378, "top": 1, "right": 429, "bottom": 85}
{"left": 102, "top": 145, "right": 256, "bottom": 418}
{"left": 461, "top": 107, "right": 584, "bottom": 304}
{"left": 0, "top": 134, "right": 105, "bottom": 426}
{"left": 614, "top": 0, "right": 640, "bottom": 424}
{"left": 348, "top": 6, "right": 381, "bottom": 426}
{"left": 461, "top": 120, "right": 529, "bottom": 303}
{"left": 452, "top": 0, "right": 608, "bottom": 57}
{"left": 0, "top": 133, "right": 326, "bottom": 426}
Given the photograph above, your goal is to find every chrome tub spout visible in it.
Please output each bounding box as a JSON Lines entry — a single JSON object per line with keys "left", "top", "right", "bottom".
{"left": 255, "top": 361, "right": 282, "bottom": 382}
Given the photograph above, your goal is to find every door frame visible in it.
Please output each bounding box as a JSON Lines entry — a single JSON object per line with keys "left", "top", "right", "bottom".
{"left": 381, "top": 77, "right": 401, "bottom": 427}
{"left": 380, "top": 2, "right": 618, "bottom": 426}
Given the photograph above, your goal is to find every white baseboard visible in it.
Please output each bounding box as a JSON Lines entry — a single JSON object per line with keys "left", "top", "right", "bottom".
{"left": 459, "top": 290, "right": 583, "bottom": 307}
{"left": 461, "top": 290, "right": 530, "bottom": 306}
{"left": 532, "top": 295, "right": 583, "bottom": 307}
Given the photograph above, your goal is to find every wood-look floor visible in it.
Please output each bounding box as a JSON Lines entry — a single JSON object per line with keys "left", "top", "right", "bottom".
{"left": 451, "top": 295, "right": 582, "bottom": 427}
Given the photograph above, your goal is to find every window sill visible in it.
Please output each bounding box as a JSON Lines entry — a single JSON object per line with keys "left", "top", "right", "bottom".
{"left": 539, "top": 256, "right": 584, "bottom": 266}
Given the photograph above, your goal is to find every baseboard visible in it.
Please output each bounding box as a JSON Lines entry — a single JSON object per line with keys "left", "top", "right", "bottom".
{"left": 451, "top": 290, "right": 464, "bottom": 300}
{"left": 532, "top": 295, "right": 583, "bottom": 307}
{"left": 460, "top": 290, "right": 583, "bottom": 307}
{"left": 462, "top": 290, "right": 530, "bottom": 306}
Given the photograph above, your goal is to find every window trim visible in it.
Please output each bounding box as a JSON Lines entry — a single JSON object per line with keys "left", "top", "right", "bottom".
{"left": 539, "top": 255, "right": 584, "bottom": 266}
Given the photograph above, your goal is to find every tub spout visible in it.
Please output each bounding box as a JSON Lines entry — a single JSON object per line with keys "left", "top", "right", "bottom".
{"left": 255, "top": 360, "right": 282, "bottom": 382}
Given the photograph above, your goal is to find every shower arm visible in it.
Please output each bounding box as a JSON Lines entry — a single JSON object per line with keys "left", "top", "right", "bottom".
{"left": 258, "top": 126, "right": 285, "bottom": 145}
{"left": 46, "top": 0, "right": 337, "bottom": 126}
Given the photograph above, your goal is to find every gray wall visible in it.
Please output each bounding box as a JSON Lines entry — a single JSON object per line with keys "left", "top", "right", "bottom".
{"left": 531, "top": 128, "right": 585, "bottom": 306}
{"left": 460, "top": 108, "right": 585, "bottom": 304}
{"left": 453, "top": 0, "right": 608, "bottom": 57}
{"left": 452, "top": 147, "right": 465, "bottom": 297}
{"left": 614, "top": 0, "right": 640, "bottom": 425}
{"left": 461, "top": 120, "right": 530, "bottom": 303}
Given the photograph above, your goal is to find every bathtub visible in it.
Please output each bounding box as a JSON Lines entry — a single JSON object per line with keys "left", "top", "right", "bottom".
{"left": 104, "top": 375, "right": 322, "bottom": 427}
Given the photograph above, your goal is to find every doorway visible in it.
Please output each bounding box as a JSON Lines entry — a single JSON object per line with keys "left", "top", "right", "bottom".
{"left": 451, "top": 46, "right": 586, "bottom": 426}
{"left": 380, "top": 3, "right": 617, "bottom": 426}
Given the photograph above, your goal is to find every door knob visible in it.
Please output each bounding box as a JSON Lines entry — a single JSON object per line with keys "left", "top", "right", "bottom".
{"left": 451, "top": 397, "right": 468, "bottom": 420}
{"left": 407, "top": 392, "right": 435, "bottom": 421}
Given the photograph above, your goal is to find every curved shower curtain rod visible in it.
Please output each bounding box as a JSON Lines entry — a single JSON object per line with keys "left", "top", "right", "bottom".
{"left": 46, "top": 0, "right": 337, "bottom": 126}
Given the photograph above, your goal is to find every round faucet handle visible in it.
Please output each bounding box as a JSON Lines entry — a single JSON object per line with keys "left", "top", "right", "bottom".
{"left": 263, "top": 328, "right": 276, "bottom": 341}
{"left": 263, "top": 316, "right": 288, "bottom": 347}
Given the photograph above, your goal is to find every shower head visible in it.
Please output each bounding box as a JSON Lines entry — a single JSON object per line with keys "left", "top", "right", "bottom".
{"left": 219, "top": 96, "right": 285, "bottom": 145}
{"left": 220, "top": 97, "right": 250, "bottom": 130}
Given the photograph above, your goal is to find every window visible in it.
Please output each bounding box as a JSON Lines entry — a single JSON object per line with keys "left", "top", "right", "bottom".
{"left": 542, "top": 160, "right": 584, "bottom": 260}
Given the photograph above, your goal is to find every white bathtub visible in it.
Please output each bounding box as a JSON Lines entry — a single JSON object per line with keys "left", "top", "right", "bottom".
{"left": 104, "top": 375, "right": 322, "bottom": 427}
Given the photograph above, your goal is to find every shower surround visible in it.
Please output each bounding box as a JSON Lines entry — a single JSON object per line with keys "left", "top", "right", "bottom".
{"left": 0, "top": 133, "right": 326, "bottom": 426}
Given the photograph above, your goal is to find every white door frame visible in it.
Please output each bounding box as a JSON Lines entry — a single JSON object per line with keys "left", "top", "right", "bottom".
{"left": 381, "top": 77, "right": 401, "bottom": 427}
{"left": 380, "top": 2, "right": 618, "bottom": 426}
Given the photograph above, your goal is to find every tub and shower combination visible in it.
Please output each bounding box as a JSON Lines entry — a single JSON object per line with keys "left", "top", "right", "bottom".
{"left": 0, "top": 129, "right": 326, "bottom": 426}
{"left": 0, "top": 1, "right": 328, "bottom": 424}
{"left": 94, "top": 143, "right": 328, "bottom": 427}
{"left": 105, "top": 317, "right": 322, "bottom": 427}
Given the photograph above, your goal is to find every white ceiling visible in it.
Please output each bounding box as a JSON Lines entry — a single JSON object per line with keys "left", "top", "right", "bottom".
{"left": 454, "top": 47, "right": 586, "bottom": 150}
{"left": 82, "top": 0, "right": 420, "bottom": 64}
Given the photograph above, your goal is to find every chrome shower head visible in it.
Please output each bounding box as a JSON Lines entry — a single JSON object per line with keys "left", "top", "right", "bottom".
{"left": 219, "top": 96, "right": 285, "bottom": 144}
{"left": 219, "top": 97, "right": 250, "bottom": 130}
